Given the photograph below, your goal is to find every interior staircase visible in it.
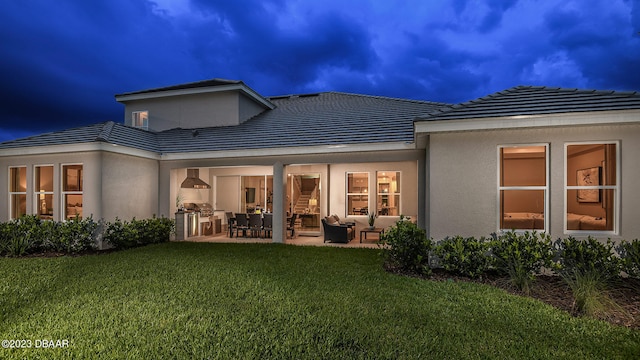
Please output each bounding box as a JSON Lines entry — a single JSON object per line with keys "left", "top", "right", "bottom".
{"left": 294, "top": 194, "right": 311, "bottom": 213}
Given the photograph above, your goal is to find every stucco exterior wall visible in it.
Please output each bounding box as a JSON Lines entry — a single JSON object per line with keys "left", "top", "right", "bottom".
{"left": 124, "top": 92, "right": 242, "bottom": 131}
{"left": 239, "top": 94, "right": 268, "bottom": 123}
{"left": 329, "top": 161, "right": 418, "bottom": 230}
{"left": 0, "top": 151, "right": 103, "bottom": 222}
{"left": 428, "top": 123, "right": 640, "bottom": 241}
{"left": 101, "top": 152, "right": 159, "bottom": 222}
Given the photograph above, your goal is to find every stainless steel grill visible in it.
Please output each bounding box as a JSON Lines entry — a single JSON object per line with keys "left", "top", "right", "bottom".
{"left": 183, "top": 202, "right": 213, "bottom": 217}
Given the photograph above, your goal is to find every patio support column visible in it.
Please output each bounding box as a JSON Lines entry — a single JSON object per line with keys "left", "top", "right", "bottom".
{"left": 418, "top": 146, "right": 428, "bottom": 236}
{"left": 272, "top": 161, "right": 286, "bottom": 243}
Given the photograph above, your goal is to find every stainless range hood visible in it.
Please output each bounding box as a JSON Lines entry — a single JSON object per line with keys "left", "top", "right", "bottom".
{"left": 180, "top": 169, "right": 211, "bottom": 189}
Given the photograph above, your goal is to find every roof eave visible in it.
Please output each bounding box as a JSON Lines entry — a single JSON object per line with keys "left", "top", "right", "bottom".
{"left": 0, "top": 142, "right": 161, "bottom": 160}
{"left": 115, "top": 83, "right": 275, "bottom": 110}
{"left": 159, "top": 141, "right": 416, "bottom": 161}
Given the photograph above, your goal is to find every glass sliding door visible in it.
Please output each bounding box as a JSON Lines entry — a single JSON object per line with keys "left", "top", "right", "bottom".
{"left": 240, "top": 175, "right": 273, "bottom": 213}
{"left": 287, "top": 173, "right": 321, "bottom": 234}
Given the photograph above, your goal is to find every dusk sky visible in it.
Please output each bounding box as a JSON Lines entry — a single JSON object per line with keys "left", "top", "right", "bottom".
{"left": 1, "top": 0, "right": 639, "bottom": 143}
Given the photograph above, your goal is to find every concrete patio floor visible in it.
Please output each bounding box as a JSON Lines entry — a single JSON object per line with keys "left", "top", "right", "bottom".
{"left": 180, "top": 231, "right": 381, "bottom": 249}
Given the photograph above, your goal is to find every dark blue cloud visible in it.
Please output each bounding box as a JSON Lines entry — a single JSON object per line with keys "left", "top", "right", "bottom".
{"left": 186, "top": 0, "right": 378, "bottom": 95}
{"left": 1, "top": 0, "right": 639, "bottom": 143}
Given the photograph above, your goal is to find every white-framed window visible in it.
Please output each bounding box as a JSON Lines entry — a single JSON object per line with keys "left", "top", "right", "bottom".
{"left": 376, "top": 171, "right": 400, "bottom": 216}
{"left": 132, "top": 111, "right": 148, "bottom": 130}
{"left": 8, "top": 166, "right": 27, "bottom": 220}
{"left": 347, "top": 172, "right": 369, "bottom": 215}
{"left": 565, "top": 142, "right": 618, "bottom": 234}
{"left": 34, "top": 165, "right": 54, "bottom": 220}
{"left": 498, "top": 144, "right": 549, "bottom": 232}
{"left": 62, "top": 164, "right": 83, "bottom": 220}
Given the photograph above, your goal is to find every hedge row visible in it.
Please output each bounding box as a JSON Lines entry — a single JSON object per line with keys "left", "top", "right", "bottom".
{"left": 380, "top": 218, "right": 640, "bottom": 284}
{"left": 0, "top": 215, "right": 175, "bottom": 257}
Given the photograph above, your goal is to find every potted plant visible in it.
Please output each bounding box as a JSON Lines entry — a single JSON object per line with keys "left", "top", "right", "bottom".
{"left": 367, "top": 212, "right": 378, "bottom": 229}
{"left": 175, "top": 191, "right": 184, "bottom": 211}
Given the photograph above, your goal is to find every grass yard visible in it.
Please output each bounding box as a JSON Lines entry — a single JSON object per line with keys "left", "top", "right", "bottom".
{"left": 1, "top": 242, "right": 638, "bottom": 359}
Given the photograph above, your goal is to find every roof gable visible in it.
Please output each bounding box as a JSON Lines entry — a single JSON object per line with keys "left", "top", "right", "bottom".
{"left": 115, "top": 78, "right": 275, "bottom": 110}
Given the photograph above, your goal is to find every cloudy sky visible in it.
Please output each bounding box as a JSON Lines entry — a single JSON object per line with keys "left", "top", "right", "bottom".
{"left": 1, "top": 0, "right": 639, "bottom": 142}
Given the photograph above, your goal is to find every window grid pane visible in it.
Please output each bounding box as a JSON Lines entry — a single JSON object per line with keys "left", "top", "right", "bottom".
{"left": 35, "top": 165, "right": 54, "bottom": 220}
{"left": 62, "top": 165, "right": 83, "bottom": 220}
{"left": 9, "top": 167, "right": 27, "bottom": 219}
{"left": 377, "top": 171, "right": 400, "bottom": 216}
{"left": 347, "top": 173, "right": 368, "bottom": 215}
{"left": 565, "top": 143, "right": 617, "bottom": 233}
{"left": 499, "top": 145, "right": 547, "bottom": 231}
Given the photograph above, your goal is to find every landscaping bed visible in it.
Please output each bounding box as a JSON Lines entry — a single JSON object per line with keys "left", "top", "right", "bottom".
{"left": 389, "top": 265, "right": 640, "bottom": 330}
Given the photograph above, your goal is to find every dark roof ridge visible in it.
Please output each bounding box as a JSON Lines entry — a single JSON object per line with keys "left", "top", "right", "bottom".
{"left": 95, "top": 121, "right": 116, "bottom": 142}
{"left": 327, "top": 91, "right": 452, "bottom": 106}
{"left": 511, "top": 84, "right": 639, "bottom": 96}
{"left": 115, "top": 78, "right": 243, "bottom": 97}
{"left": 269, "top": 91, "right": 451, "bottom": 107}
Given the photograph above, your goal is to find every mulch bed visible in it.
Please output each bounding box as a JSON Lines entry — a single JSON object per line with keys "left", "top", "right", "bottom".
{"left": 386, "top": 265, "right": 640, "bottom": 330}
{"left": 19, "top": 248, "right": 119, "bottom": 258}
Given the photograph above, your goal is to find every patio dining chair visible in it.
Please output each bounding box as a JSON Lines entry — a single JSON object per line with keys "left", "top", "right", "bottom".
{"left": 248, "top": 213, "right": 262, "bottom": 238}
{"left": 262, "top": 213, "right": 273, "bottom": 238}
{"left": 234, "top": 213, "right": 249, "bottom": 237}
{"left": 225, "top": 211, "right": 236, "bottom": 237}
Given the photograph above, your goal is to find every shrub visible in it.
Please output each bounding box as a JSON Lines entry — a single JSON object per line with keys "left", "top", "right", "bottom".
{"left": 135, "top": 216, "right": 174, "bottom": 244}
{"left": 104, "top": 218, "right": 140, "bottom": 250}
{"left": 0, "top": 215, "right": 43, "bottom": 256}
{"left": 618, "top": 239, "right": 640, "bottom": 278}
{"left": 104, "top": 216, "right": 174, "bottom": 250}
{"left": 491, "top": 231, "right": 554, "bottom": 294}
{"left": 51, "top": 216, "right": 99, "bottom": 253}
{"left": 553, "top": 236, "right": 621, "bottom": 280}
{"left": 434, "top": 235, "right": 492, "bottom": 278}
{"left": 379, "top": 216, "right": 432, "bottom": 275}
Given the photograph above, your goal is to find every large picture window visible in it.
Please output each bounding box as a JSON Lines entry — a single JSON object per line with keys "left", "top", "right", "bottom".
{"left": 565, "top": 142, "right": 618, "bottom": 233}
{"left": 62, "top": 164, "right": 83, "bottom": 220}
{"left": 34, "top": 165, "right": 54, "bottom": 220}
{"left": 9, "top": 166, "right": 27, "bottom": 219}
{"left": 498, "top": 145, "right": 548, "bottom": 231}
{"left": 347, "top": 173, "right": 368, "bottom": 215}
{"left": 377, "top": 171, "right": 400, "bottom": 216}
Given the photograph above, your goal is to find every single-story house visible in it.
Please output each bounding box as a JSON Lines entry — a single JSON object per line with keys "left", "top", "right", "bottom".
{"left": 1, "top": 79, "right": 639, "bottom": 243}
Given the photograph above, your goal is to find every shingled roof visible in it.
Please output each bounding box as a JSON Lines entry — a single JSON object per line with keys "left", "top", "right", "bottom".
{"left": 418, "top": 85, "right": 640, "bottom": 121}
{"left": 115, "top": 78, "right": 243, "bottom": 97}
{"left": 0, "top": 122, "right": 160, "bottom": 152}
{"left": 155, "top": 92, "right": 447, "bottom": 153}
{"left": 0, "top": 92, "right": 448, "bottom": 154}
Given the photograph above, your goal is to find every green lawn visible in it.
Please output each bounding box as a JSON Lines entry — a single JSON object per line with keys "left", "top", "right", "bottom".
{"left": 1, "top": 242, "right": 638, "bottom": 359}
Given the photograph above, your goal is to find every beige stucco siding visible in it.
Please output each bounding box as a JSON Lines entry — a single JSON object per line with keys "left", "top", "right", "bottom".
{"left": 124, "top": 92, "right": 241, "bottom": 130}
{"left": 101, "top": 152, "right": 159, "bottom": 221}
{"left": 428, "top": 123, "right": 640, "bottom": 241}
{"left": 329, "top": 161, "right": 418, "bottom": 230}
{"left": 239, "top": 93, "right": 268, "bottom": 124}
{"left": 0, "top": 151, "right": 103, "bottom": 221}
